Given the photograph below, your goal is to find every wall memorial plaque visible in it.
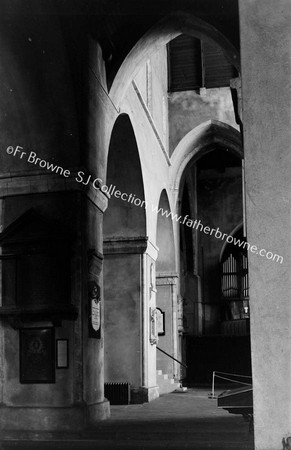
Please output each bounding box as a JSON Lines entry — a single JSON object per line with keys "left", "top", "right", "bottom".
{"left": 149, "top": 307, "right": 158, "bottom": 345}
{"left": 20, "top": 328, "right": 55, "bottom": 383}
{"left": 156, "top": 308, "right": 165, "bottom": 336}
{"left": 88, "top": 281, "right": 101, "bottom": 338}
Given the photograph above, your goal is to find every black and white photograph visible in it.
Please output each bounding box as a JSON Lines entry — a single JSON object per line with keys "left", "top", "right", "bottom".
{"left": 0, "top": 1, "right": 290, "bottom": 449}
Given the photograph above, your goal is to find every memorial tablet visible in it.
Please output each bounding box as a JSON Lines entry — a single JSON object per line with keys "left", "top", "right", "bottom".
{"left": 20, "top": 328, "right": 55, "bottom": 383}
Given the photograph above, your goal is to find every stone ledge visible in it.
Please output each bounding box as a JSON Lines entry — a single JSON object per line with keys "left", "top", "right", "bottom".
{"left": 103, "top": 236, "right": 148, "bottom": 255}
{"left": 86, "top": 399, "right": 110, "bottom": 427}
{"left": 0, "top": 171, "right": 108, "bottom": 213}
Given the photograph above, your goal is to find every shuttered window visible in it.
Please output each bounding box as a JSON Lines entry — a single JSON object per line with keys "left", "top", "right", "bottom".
{"left": 168, "top": 34, "right": 237, "bottom": 92}
{"left": 168, "top": 35, "right": 202, "bottom": 91}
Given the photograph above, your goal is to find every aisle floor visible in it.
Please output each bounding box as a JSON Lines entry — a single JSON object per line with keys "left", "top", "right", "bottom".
{"left": 0, "top": 388, "right": 255, "bottom": 450}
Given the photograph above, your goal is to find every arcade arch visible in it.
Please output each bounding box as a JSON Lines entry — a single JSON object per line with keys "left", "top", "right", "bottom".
{"left": 174, "top": 124, "right": 250, "bottom": 382}
{"left": 103, "top": 114, "right": 154, "bottom": 402}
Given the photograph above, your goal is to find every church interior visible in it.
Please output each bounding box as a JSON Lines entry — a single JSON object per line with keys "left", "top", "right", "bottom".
{"left": 0, "top": 1, "right": 289, "bottom": 449}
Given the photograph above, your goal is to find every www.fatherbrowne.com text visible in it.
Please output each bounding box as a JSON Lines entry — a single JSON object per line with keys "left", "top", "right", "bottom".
{"left": 5, "top": 146, "right": 284, "bottom": 264}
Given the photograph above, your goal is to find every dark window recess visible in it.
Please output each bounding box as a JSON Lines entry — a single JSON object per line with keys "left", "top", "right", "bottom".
{"left": 168, "top": 35, "right": 202, "bottom": 91}
{"left": 203, "top": 41, "right": 237, "bottom": 89}
{"left": 168, "top": 35, "right": 238, "bottom": 92}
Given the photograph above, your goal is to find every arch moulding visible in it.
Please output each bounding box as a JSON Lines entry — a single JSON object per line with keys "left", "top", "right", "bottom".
{"left": 109, "top": 11, "right": 240, "bottom": 106}
{"left": 170, "top": 120, "right": 243, "bottom": 198}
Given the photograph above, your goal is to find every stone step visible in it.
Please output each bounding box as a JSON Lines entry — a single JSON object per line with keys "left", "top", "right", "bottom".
{"left": 157, "top": 372, "right": 169, "bottom": 380}
{"left": 156, "top": 369, "right": 180, "bottom": 395}
{"left": 159, "top": 381, "right": 180, "bottom": 395}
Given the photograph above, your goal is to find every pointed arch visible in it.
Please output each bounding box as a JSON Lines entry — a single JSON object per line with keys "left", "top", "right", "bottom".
{"left": 219, "top": 221, "right": 244, "bottom": 262}
{"left": 104, "top": 113, "right": 146, "bottom": 238}
{"left": 110, "top": 12, "right": 240, "bottom": 105}
{"left": 103, "top": 113, "right": 147, "bottom": 392}
{"left": 155, "top": 189, "right": 178, "bottom": 379}
{"left": 156, "top": 189, "right": 176, "bottom": 273}
{"left": 171, "top": 120, "right": 243, "bottom": 197}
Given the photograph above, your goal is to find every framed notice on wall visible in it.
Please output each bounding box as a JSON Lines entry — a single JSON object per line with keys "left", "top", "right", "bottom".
{"left": 19, "top": 328, "right": 55, "bottom": 383}
{"left": 56, "top": 339, "right": 69, "bottom": 369}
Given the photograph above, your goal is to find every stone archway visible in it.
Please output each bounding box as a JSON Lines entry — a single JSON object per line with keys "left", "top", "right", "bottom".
{"left": 171, "top": 120, "right": 243, "bottom": 199}
{"left": 103, "top": 113, "right": 158, "bottom": 403}
{"left": 110, "top": 12, "right": 240, "bottom": 105}
{"left": 172, "top": 122, "right": 245, "bottom": 383}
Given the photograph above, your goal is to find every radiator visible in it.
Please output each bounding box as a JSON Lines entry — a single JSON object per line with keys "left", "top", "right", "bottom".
{"left": 104, "top": 382, "right": 131, "bottom": 405}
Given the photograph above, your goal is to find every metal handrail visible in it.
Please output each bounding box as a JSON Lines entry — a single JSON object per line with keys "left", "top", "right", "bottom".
{"left": 157, "top": 346, "right": 187, "bottom": 369}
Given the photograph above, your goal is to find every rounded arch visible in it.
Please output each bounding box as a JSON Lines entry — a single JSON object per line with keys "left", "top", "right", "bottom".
{"left": 156, "top": 189, "right": 176, "bottom": 273}
{"left": 110, "top": 12, "right": 240, "bottom": 105}
{"left": 171, "top": 120, "right": 243, "bottom": 197}
{"left": 104, "top": 113, "right": 146, "bottom": 238}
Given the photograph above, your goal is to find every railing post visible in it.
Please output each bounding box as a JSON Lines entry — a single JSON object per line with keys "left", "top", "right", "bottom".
{"left": 211, "top": 371, "right": 215, "bottom": 399}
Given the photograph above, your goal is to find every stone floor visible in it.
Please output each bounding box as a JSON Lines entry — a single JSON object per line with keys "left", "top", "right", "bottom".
{"left": 0, "top": 388, "right": 255, "bottom": 450}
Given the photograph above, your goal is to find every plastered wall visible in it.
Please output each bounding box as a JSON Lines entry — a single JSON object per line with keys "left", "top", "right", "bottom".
{"left": 239, "top": 0, "right": 291, "bottom": 447}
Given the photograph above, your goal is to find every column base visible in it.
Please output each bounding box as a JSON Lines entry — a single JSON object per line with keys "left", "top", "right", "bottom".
{"left": 0, "top": 399, "right": 110, "bottom": 433}
{"left": 130, "top": 385, "right": 159, "bottom": 404}
{"left": 86, "top": 399, "right": 110, "bottom": 427}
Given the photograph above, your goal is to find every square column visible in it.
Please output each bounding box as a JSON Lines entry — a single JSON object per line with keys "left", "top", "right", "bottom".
{"left": 103, "top": 237, "right": 159, "bottom": 403}
{"left": 239, "top": 0, "right": 291, "bottom": 447}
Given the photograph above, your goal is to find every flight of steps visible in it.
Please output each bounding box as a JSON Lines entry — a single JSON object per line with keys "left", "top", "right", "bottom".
{"left": 156, "top": 369, "right": 180, "bottom": 395}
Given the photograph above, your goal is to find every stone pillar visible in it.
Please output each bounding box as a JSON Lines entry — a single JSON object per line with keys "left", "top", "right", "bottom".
{"left": 83, "top": 192, "right": 110, "bottom": 425}
{"left": 0, "top": 11, "right": 110, "bottom": 431}
{"left": 0, "top": 176, "right": 110, "bottom": 432}
{"left": 239, "top": 0, "right": 291, "bottom": 448}
{"left": 103, "top": 238, "right": 159, "bottom": 403}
